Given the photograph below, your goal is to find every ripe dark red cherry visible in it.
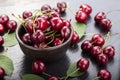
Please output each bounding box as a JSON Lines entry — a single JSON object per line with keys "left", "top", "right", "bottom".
{"left": 77, "top": 58, "right": 89, "bottom": 72}
{"left": 0, "top": 67, "right": 5, "bottom": 79}
{"left": 53, "top": 7, "right": 61, "bottom": 14}
{"left": 0, "top": 24, "right": 4, "bottom": 34}
{"left": 81, "top": 40, "right": 92, "bottom": 52}
{"left": 50, "top": 17, "right": 64, "bottom": 31}
{"left": 40, "top": 14, "right": 49, "bottom": 20}
{"left": 22, "top": 33, "right": 32, "bottom": 45}
{"left": 48, "top": 76, "right": 58, "bottom": 80}
{"left": 0, "top": 36, "right": 4, "bottom": 46}
{"left": 22, "top": 10, "right": 32, "bottom": 19}
{"left": 57, "top": 2, "right": 67, "bottom": 13}
{"left": 25, "top": 20, "right": 34, "bottom": 34}
{"left": 79, "top": 4, "right": 92, "bottom": 15}
{"left": 0, "top": 14, "right": 9, "bottom": 25}
{"left": 75, "top": 10, "right": 88, "bottom": 23}
{"left": 31, "top": 30, "right": 46, "bottom": 44}
{"left": 49, "top": 11, "right": 60, "bottom": 19}
{"left": 103, "top": 45, "right": 115, "bottom": 59}
{"left": 6, "top": 20, "right": 17, "bottom": 32}
{"left": 62, "top": 19, "right": 71, "bottom": 28}
{"left": 100, "top": 18, "right": 112, "bottom": 31}
{"left": 90, "top": 46, "right": 102, "bottom": 58}
{"left": 41, "top": 4, "right": 51, "bottom": 12}
{"left": 94, "top": 12, "right": 106, "bottom": 23}
{"left": 61, "top": 26, "right": 71, "bottom": 40}
{"left": 71, "top": 31, "right": 79, "bottom": 45}
{"left": 35, "top": 17, "right": 48, "bottom": 31}
{"left": 92, "top": 34, "right": 105, "bottom": 47}
{"left": 97, "top": 54, "right": 108, "bottom": 66}
{"left": 97, "top": 69, "right": 111, "bottom": 80}
{"left": 53, "top": 38, "right": 62, "bottom": 46}
{"left": 32, "top": 60, "right": 46, "bottom": 74}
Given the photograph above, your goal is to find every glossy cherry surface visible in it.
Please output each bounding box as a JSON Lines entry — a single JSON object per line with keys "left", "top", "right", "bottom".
{"left": 0, "top": 14, "right": 9, "bottom": 25}
{"left": 6, "top": 20, "right": 17, "bottom": 32}
{"left": 0, "top": 67, "right": 5, "bottom": 79}
{"left": 94, "top": 12, "right": 106, "bottom": 23}
{"left": 22, "top": 10, "right": 32, "bottom": 19}
{"left": 81, "top": 40, "right": 92, "bottom": 52}
{"left": 0, "top": 24, "right": 4, "bottom": 34}
{"left": 97, "top": 54, "right": 108, "bottom": 66}
{"left": 48, "top": 76, "right": 58, "bottom": 80}
{"left": 71, "top": 31, "right": 79, "bottom": 45}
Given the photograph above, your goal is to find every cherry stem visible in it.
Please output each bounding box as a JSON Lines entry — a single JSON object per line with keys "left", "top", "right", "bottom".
{"left": 3, "top": 48, "right": 8, "bottom": 56}
{"left": 45, "top": 30, "right": 55, "bottom": 36}
{"left": 46, "top": 36, "right": 54, "bottom": 45}
{"left": 91, "top": 76, "right": 100, "bottom": 80}
{"left": 102, "top": 32, "right": 110, "bottom": 48}
{"left": 11, "top": 13, "right": 24, "bottom": 23}
{"left": 43, "top": 72, "right": 51, "bottom": 77}
{"left": 64, "top": 68, "right": 80, "bottom": 80}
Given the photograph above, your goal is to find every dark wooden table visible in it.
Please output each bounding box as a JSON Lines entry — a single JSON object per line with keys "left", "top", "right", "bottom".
{"left": 0, "top": 0, "right": 120, "bottom": 80}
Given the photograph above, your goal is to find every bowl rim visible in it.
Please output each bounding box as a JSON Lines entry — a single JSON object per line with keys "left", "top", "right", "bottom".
{"left": 15, "top": 24, "right": 73, "bottom": 51}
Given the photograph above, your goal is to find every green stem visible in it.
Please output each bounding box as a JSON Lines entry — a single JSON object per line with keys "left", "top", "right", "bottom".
{"left": 46, "top": 36, "right": 54, "bottom": 45}
{"left": 91, "top": 76, "right": 100, "bottom": 80}
{"left": 102, "top": 32, "right": 110, "bottom": 48}
{"left": 43, "top": 72, "right": 51, "bottom": 77}
{"left": 45, "top": 30, "right": 55, "bottom": 36}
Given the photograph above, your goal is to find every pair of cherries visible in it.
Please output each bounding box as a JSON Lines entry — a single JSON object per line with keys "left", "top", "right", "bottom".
{"left": 0, "top": 14, "right": 17, "bottom": 46}
{"left": 75, "top": 4, "right": 92, "bottom": 23}
{"left": 81, "top": 34, "right": 115, "bottom": 66}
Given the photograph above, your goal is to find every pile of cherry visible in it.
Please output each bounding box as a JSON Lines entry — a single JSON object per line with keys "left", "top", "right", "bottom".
{"left": 0, "top": 14, "right": 17, "bottom": 46}
{"left": 21, "top": 2, "right": 80, "bottom": 48}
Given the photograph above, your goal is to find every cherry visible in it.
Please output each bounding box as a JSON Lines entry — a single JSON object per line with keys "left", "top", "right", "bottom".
{"left": 0, "top": 24, "right": 4, "bottom": 34}
{"left": 97, "top": 69, "right": 111, "bottom": 80}
{"left": 79, "top": 4, "right": 92, "bottom": 15}
{"left": 25, "top": 20, "right": 34, "bottom": 34}
{"left": 57, "top": 2, "right": 67, "bottom": 13}
{"left": 0, "top": 14, "right": 9, "bottom": 25}
{"left": 6, "top": 20, "right": 17, "bottom": 32}
{"left": 100, "top": 18, "right": 112, "bottom": 31}
{"left": 71, "top": 31, "right": 79, "bottom": 45}
{"left": 103, "top": 45, "right": 115, "bottom": 59}
{"left": 41, "top": 4, "right": 51, "bottom": 12}
{"left": 81, "top": 40, "right": 92, "bottom": 52}
{"left": 62, "top": 19, "right": 71, "bottom": 28}
{"left": 53, "top": 7, "right": 61, "bottom": 14}
{"left": 75, "top": 10, "right": 88, "bottom": 23}
{"left": 53, "top": 37, "right": 62, "bottom": 46}
{"left": 50, "top": 17, "right": 64, "bottom": 31}
{"left": 61, "top": 26, "right": 71, "bottom": 40}
{"left": 94, "top": 12, "right": 106, "bottom": 23}
{"left": 97, "top": 54, "right": 108, "bottom": 66}
{"left": 48, "top": 76, "right": 58, "bottom": 80}
{"left": 0, "top": 36, "right": 4, "bottom": 46}
{"left": 49, "top": 11, "right": 60, "bottom": 19}
{"left": 32, "top": 60, "right": 46, "bottom": 74}
{"left": 77, "top": 58, "right": 89, "bottom": 72}
{"left": 0, "top": 67, "right": 5, "bottom": 79}
{"left": 31, "top": 30, "right": 46, "bottom": 44}
{"left": 22, "top": 10, "right": 32, "bottom": 19}
{"left": 40, "top": 14, "right": 50, "bottom": 20}
{"left": 90, "top": 46, "right": 102, "bottom": 58}
{"left": 22, "top": 33, "right": 32, "bottom": 45}
{"left": 91, "top": 34, "right": 105, "bottom": 47}
{"left": 35, "top": 17, "right": 48, "bottom": 31}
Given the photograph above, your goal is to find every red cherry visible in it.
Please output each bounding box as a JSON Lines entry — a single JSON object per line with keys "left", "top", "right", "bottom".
{"left": 97, "top": 69, "right": 111, "bottom": 80}
{"left": 81, "top": 40, "right": 92, "bottom": 52}
{"left": 57, "top": 2, "right": 67, "bottom": 13}
{"left": 94, "top": 12, "right": 106, "bottom": 23}
{"left": 62, "top": 19, "right": 71, "bottom": 28}
{"left": 0, "top": 67, "right": 5, "bottom": 79}
{"left": 41, "top": 4, "right": 51, "bottom": 12}
{"left": 0, "top": 24, "right": 4, "bottom": 34}
{"left": 79, "top": 4, "right": 92, "bottom": 15}
{"left": 25, "top": 20, "right": 34, "bottom": 34}
{"left": 100, "top": 18, "right": 112, "bottom": 31}
{"left": 75, "top": 10, "right": 88, "bottom": 23}
{"left": 0, "top": 14, "right": 9, "bottom": 25}
{"left": 97, "top": 54, "right": 108, "bottom": 66}
{"left": 22, "top": 33, "right": 32, "bottom": 45}
{"left": 0, "top": 36, "right": 4, "bottom": 46}
{"left": 71, "top": 31, "right": 79, "bottom": 45}
{"left": 77, "top": 58, "right": 89, "bottom": 72}
{"left": 103, "top": 45, "right": 115, "bottom": 59}
{"left": 32, "top": 60, "right": 46, "bottom": 74}
{"left": 48, "top": 76, "right": 58, "bottom": 80}
{"left": 53, "top": 7, "right": 61, "bottom": 14}
{"left": 22, "top": 10, "right": 32, "bottom": 19}
{"left": 49, "top": 11, "right": 60, "bottom": 19}
{"left": 53, "top": 38, "right": 62, "bottom": 46}
{"left": 6, "top": 20, "right": 17, "bottom": 32}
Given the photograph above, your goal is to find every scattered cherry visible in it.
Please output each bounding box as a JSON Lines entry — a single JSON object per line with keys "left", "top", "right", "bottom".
{"left": 94, "top": 12, "right": 106, "bottom": 23}
{"left": 57, "top": 2, "right": 67, "bottom": 13}
{"left": 48, "top": 76, "right": 58, "bottom": 80}
{"left": 32, "top": 60, "right": 46, "bottom": 74}
{"left": 79, "top": 4, "right": 92, "bottom": 15}
{"left": 71, "top": 31, "right": 79, "bottom": 45}
{"left": 0, "top": 24, "right": 4, "bottom": 34}
{"left": 75, "top": 10, "right": 88, "bottom": 23}
{"left": 22, "top": 10, "right": 32, "bottom": 19}
{"left": 41, "top": 4, "right": 51, "bottom": 12}
{"left": 77, "top": 58, "right": 89, "bottom": 72}
{"left": 6, "top": 20, "right": 17, "bottom": 32}
{"left": 97, "top": 54, "right": 108, "bottom": 66}
{"left": 81, "top": 40, "right": 92, "bottom": 52}
{"left": 0, "top": 67, "right": 5, "bottom": 79}
{"left": 97, "top": 69, "right": 111, "bottom": 80}
{"left": 0, "top": 14, "right": 9, "bottom": 25}
{"left": 0, "top": 36, "right": 4, "bottom": 46}
{"left": 103, "top": 45, "right": 115, "bottom": 59}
